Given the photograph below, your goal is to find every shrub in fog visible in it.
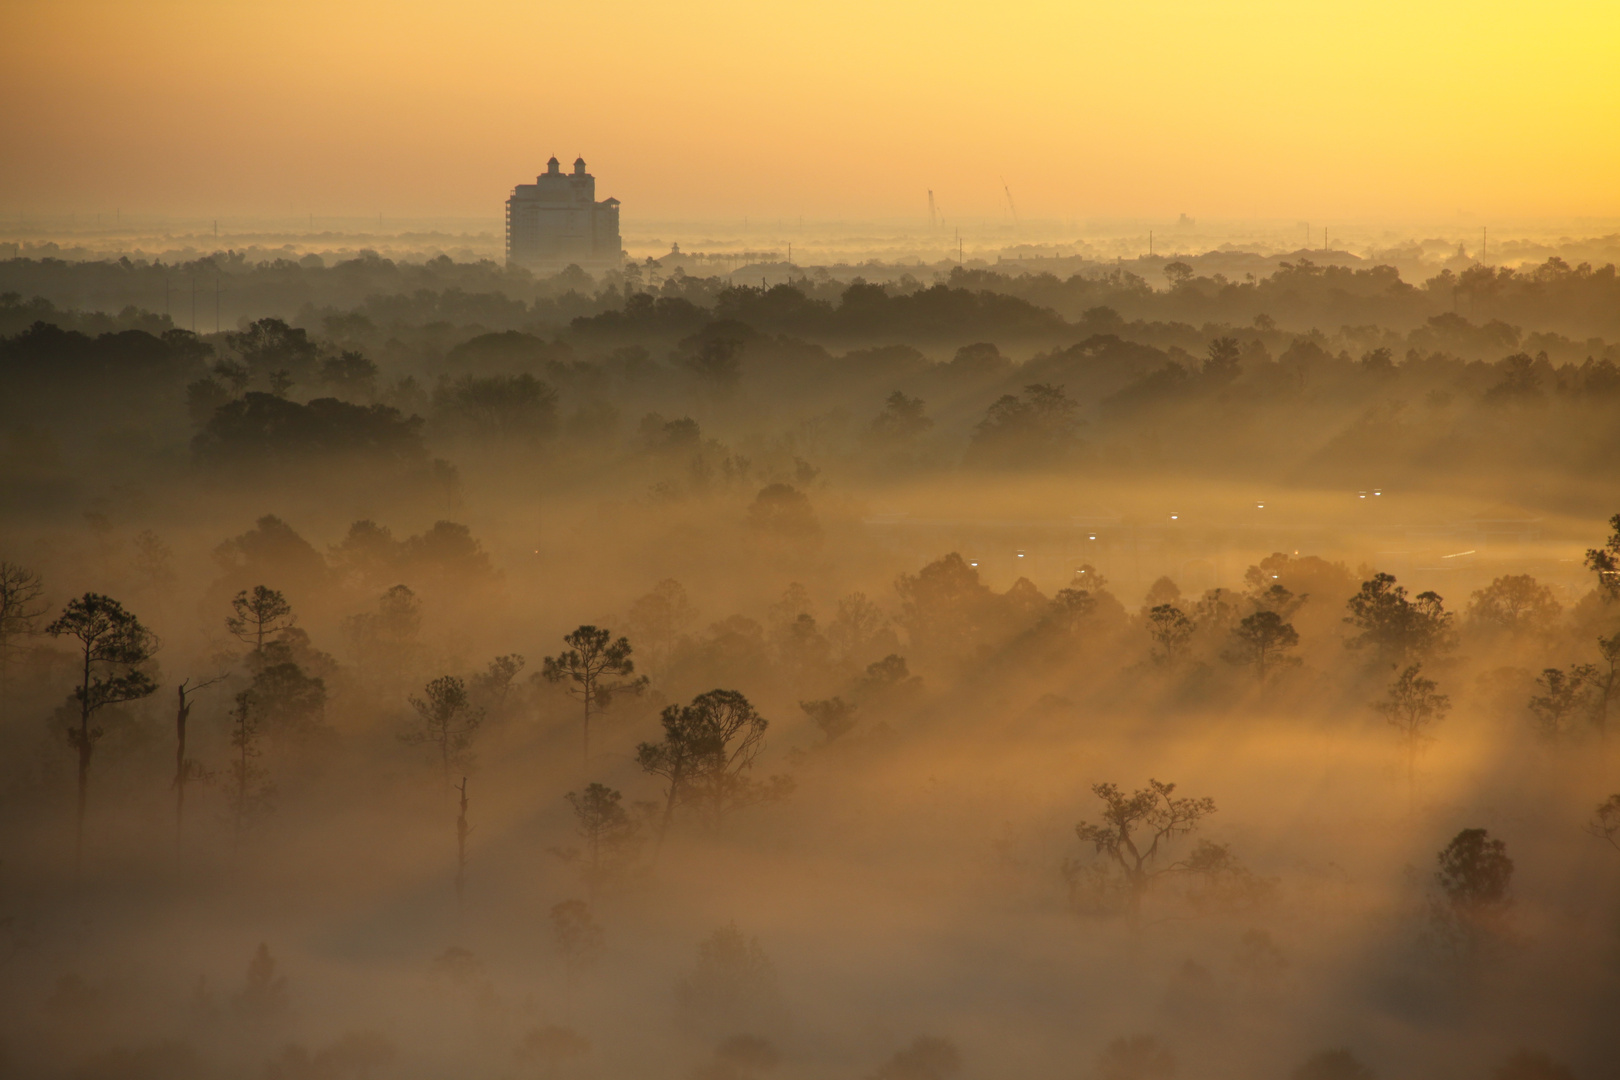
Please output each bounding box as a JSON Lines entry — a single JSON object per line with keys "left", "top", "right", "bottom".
{"left": 1093, "top": 1034, "right": 1175, "bottom": 1080}
{"left": 515, "top": 1024, "right": 591, "bottom": 1077}
{"left": 1491, "top": 1048, "right": 1577, "bottom": 1080}
{"left": 1429, "top": 827, "right": 1514, "bottom": 959}
{"left": 870, "top": 1035, "right": 960, "bottom": 1080}
{"left": 1290, "top": 1047, "right": 1374, "bottom": 1080}
{"left": 674, "top": 924, "right": 787, "bottom": 1036}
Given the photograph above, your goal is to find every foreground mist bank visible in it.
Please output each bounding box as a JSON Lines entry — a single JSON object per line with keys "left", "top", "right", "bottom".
{"left": 1, "top": 250, "right": 1618, "bottom": 1080}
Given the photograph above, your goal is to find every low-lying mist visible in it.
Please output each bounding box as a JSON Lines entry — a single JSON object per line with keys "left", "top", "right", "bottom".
{"left": 1, "top": 243, "right": 1618, "bottom": 1080}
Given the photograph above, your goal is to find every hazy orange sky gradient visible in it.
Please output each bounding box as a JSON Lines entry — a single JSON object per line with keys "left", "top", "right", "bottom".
{"left": 4, "top": 0, "right": 1617, "bottom": 222}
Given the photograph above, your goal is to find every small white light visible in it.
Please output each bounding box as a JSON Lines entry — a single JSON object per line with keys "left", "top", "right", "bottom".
{"left": 1170, "top": 514, "right": 1179, "bottom": 520}
{"left": 1256, "top": 503, "right": 1265, "bottom": 509}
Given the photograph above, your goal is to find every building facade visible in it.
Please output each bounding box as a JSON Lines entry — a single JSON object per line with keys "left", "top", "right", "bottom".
{"left": 504, "top": 156, "right": 622, "bottom": 273}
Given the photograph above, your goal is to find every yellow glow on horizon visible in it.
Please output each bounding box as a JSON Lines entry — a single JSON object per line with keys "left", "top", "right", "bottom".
{"left": 3, "top": 0, "right": 1617, "bottom": 220}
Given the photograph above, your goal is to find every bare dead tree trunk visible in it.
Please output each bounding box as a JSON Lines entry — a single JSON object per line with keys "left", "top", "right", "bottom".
{"left": 73, "top": 646, "right": 92, "bottom": 877}
{"left": 74, "top": 712, "right": 91, "bottom": 877}
{"left": 1407, "top": 734, "right": 1418, "bottom": 817}
{"left": 581, "top": 686, "right": 593, "bottom": 772}
{"left": 455, "top": 776, "right": 470, "bottom": 908}
{"left": 175, "top": 683, "right": 192, "bottom": 856}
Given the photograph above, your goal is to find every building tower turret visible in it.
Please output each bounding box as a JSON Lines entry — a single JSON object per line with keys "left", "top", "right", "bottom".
{"left": 505, "top": 155, "right": 622, "bottom": 271}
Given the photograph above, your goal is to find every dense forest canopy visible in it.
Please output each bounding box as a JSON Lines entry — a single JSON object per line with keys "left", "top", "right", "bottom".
{"left": 0, "top": 241, "right": 1617, "bottom": 1080}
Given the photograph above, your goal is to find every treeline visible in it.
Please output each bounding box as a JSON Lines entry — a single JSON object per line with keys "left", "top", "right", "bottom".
{"left": 5, "top": 319, "right": 1620, "bottom": 522}
{"left": 8, "top": 250, "right": 1620, "bottom": 356}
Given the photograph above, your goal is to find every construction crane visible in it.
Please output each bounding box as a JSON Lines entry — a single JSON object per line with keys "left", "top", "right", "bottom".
{"left": 1001, "top": 177, "right": 1020, "bottom": 223}
{"left": 928, "top": 189, "right": 937, "bottom": 230}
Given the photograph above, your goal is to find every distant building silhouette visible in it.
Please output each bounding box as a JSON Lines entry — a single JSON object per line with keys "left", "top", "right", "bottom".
{"left": 505, "top": 156, "right": 621, "bottom": 272}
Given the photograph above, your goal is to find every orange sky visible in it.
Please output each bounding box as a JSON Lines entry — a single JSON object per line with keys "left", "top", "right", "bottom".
{"left": 3, "top": 0, "right": 1617, "bottom": 222}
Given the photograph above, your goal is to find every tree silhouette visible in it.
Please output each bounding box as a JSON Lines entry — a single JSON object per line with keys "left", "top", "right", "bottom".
{"left": 1528, "top": 666, "right": 1588, "bottom": 740}
{"left": 542, "top": 626, "right": 647, "bottom": 769}
{"left": 1466, "top": 574, "right": 1562, "bottom": 637}
{"left": 559, "top": 782, "right": 639, "bottom": 896}
{"left": 624, "top": 579, "right": 697, "bottom": 675}
{"left": 747, "top": 484, "right": 821, "bottom": 542}
{"left": 636, "top": 689, "right": 790, "bottom": 843}
{"left": 245, "top": 633, "right": 331, "bottom": 743}
{"left": 800, "top": 696, "right": 857, "bottom": 743}
{"left": 674, "top": 923, "right": 787, "bottom": 1035}
{"left": 226, "top": 586, "right": 294, "bottom": 653}
{"left": 1146, "top": 605, "right": 1194, "bottom": 667}
{"left": 402, "top": 675, "right": 484, "bottom": 787}
{"left": 1584, "top": 512, "right": 1620, "bottom": 601}
{"left": 226, "top": 317, "right": 318, "bottom": 386}
{"left": 319, "top": 349, "right": 378, "bottom": 398}
{"left": 173, "top": 675, "right": 224, "bottom": 855}
{"left": 1433, "top": 827, "right": 1514, "bottom": 957}
{"left": 675, "top": 330, "right": 745, "bottom": 390}
{"left": 1223, "top": 610, "right": 1299, "bottom": 678}
{"left": 869, "top": 391, "right": 934, "bottom": 445}
{"left": 469, "top": 653, "right": 526, "bottom": 715}
{"left": 1204, "top": 337, "right": 1241, "bottom": 380}
{"left": 1586, "top": 633, "right": 1619, "bottom": 738}
{"left": 232, "top": 942, "right": 289, "bottom": 1020}
{"left": 1074, "top": 779, "right": 1217, "bottom": 931}
{"left": 1344, "top": 573, "right": 1453, "bottom": 665}
{"left": 225, "top": 690, "right": 273, "bottom": 854}
{"left": 550, "top": 900, "right": 604, "bottom": 983}
{"left": 0, "top": 561, "right": 47, "bottom": 716}
{"left": 343, "top": 583, "right": 422, "bottom": 689}
{"left": 1586, "top": 794, "right": 1620, "bottom": 854}
{"left": 1373, "top": 664, "right": 1450, "bottom": 808}
{"left": 967, "top": 382, "right": 1082, "bottom": 467}
{"left": 433, "top": 372, "right": 558, "bottom": 439}
{"left": 46, "top": 593, "right": 158, "bottom": 870}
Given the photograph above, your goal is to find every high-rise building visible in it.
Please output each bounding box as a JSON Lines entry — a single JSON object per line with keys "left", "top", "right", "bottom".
{"left": 504, "top": 156, "right": 621, "bottom": 272}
